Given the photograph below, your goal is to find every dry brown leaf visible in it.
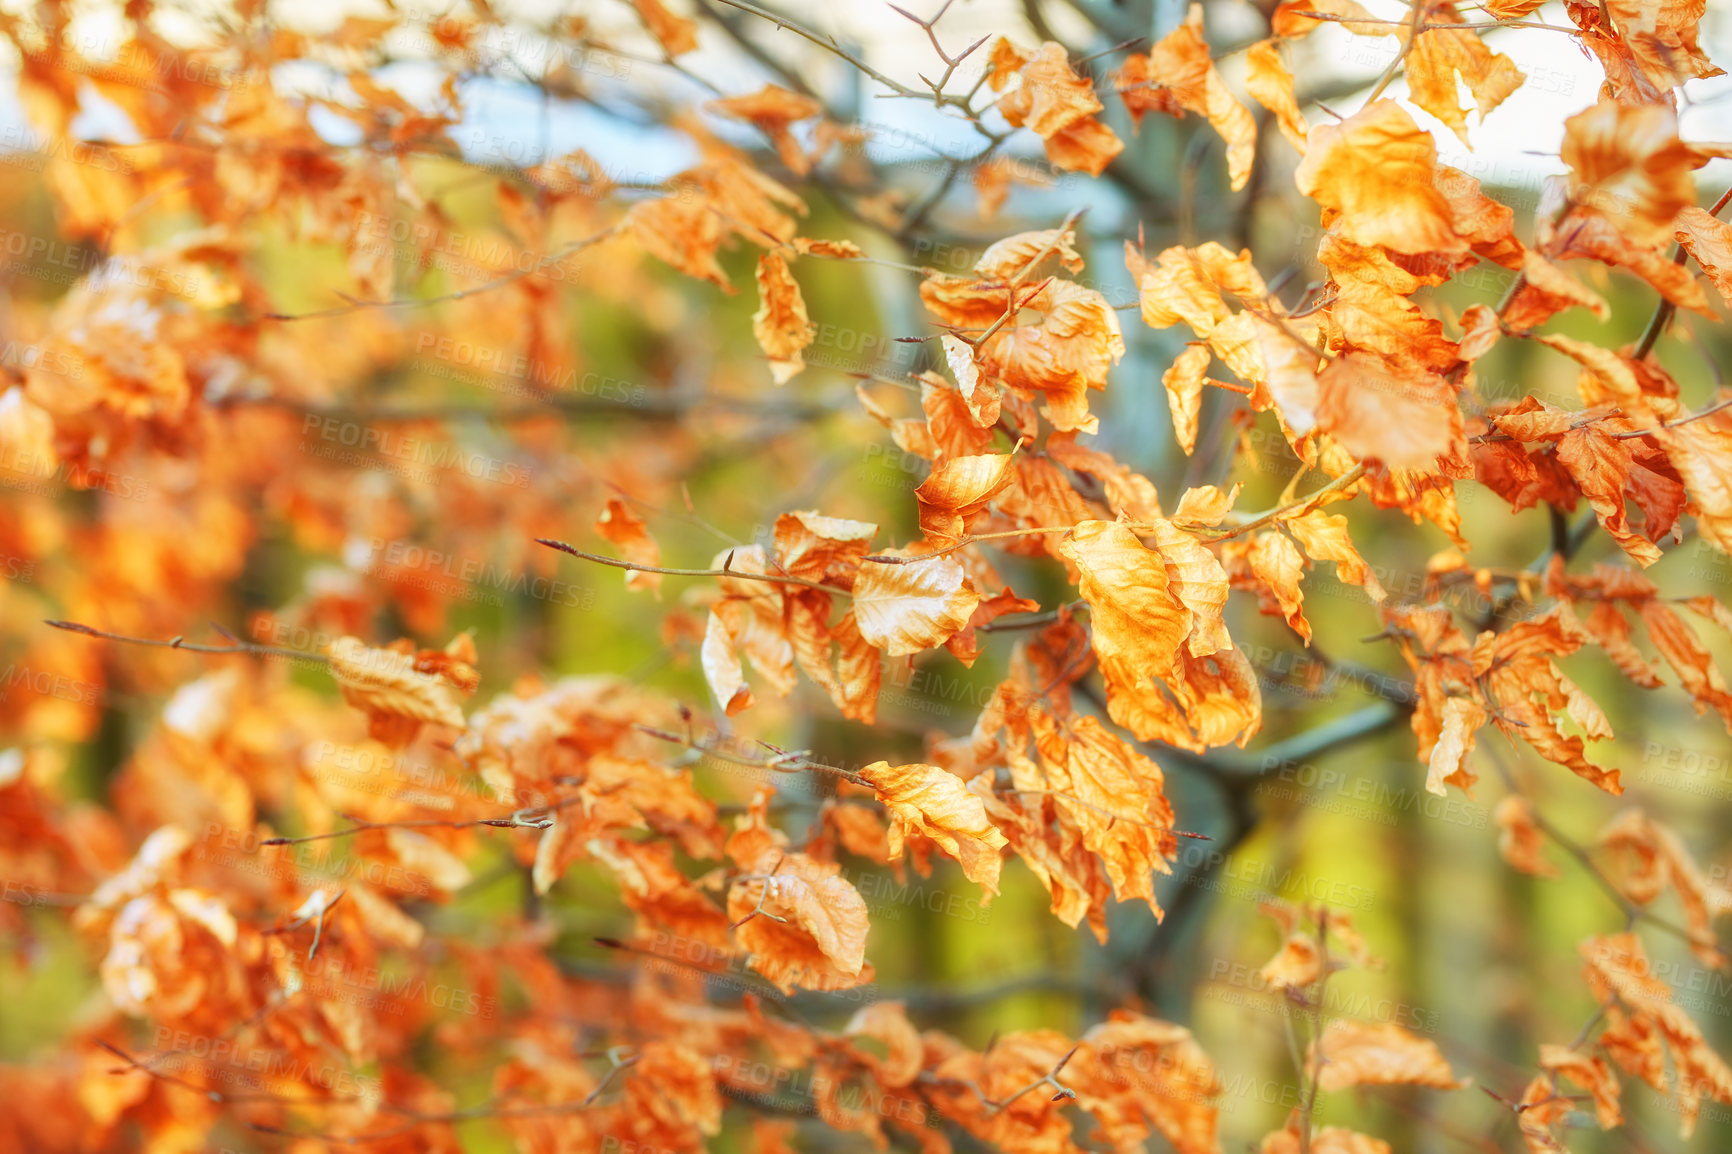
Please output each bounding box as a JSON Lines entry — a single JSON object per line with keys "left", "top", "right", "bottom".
{"left": 1115, "top": 6, "right": 1257, "bottom": 189}
{"left": 857, "top": 761, "right": 1007, "bottom": 893}
{"left": 997, "top": 42, "right": 1125, "bottom": 176}
{"left": 709, "top": 85, "right": 823, "bottom": 176}
{"left": 1310, "top": 1019, "right": 1465, "bottom": 1093}
{"left": 1494, "top": 795, "right": 1559, "bottom": 878}
{"left": 596, "top": 497, "right": 662, "bottom": 595}
{"left": 753, "top": 252, "right": 815, "bottom": 385}
{"left": 1296, "top": 101, "right": 1465, "bottom": 256}
{"left": 1245, "top": 39, "right": 1308, "bottom": 152}
{"left": 1676, "top": 206, "right": 1732, "bottom": 307}
{"left": 633, "top": 0, "right": 698, "bottom": 56}
{"left": 853, "top": 553, "right": 981, "bottom": 657}
{"left": 1562, "top": 99, "right": 1708, "bottom": 248}
{"left": 325, "top": 636, "right": 468, "bottom": 748}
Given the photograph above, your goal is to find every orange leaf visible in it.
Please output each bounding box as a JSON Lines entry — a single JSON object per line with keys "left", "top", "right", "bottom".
{"left": 1310, "top": 1019, "right": 1464, "bottom": 1093}
{"left": 596, "top": 497, "right": 662, "bottom": 595}
{"left": 1295, "top": 100, "right": 1465, "bottom": 256}
{"left": 708, "top": 85, "right": 823, "bottom": 176}
{"left": 1403, "top": 20, "right": 1524, "bottom": 147}
{"left": 1314, "top": 352, "right": 1464, "bottom": 472}
{"left": 1676, "top": 206, "right": 1732, "bottom": 307}
{"left": 633, "top": 0, "right": 698, "bottom": 56}
{"left": 857, "top": 761, "right": 1007, "bottom": 893}
{"left": 728, "top": 848, "right": 872, "bottom": 993}
{"left": 853, "top": 553, "right": 981, "bottom": 657}
{"left": 1245, "top": 39, "right": 1308, "bottom": 152}
{"left": 752, "top": 252, "right": 815, "bottom": 384}
{"left": 997, "top": 42, "right": 1125, "bottom": 176}
{"left": 325, "top": 636, "right": 468, "bottom": 748}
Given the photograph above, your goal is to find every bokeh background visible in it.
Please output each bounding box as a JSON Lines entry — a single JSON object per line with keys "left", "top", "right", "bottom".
{"left": 0, "top": 0, "right": 1730, "bottom": 1150}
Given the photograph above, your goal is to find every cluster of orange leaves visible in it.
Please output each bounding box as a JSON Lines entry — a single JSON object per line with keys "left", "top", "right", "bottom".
{"left": 2, "top": 0, "right": 1732, "bottom": 1150}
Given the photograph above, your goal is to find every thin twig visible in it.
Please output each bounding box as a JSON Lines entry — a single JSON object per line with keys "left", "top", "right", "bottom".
{"left": 537, "top": 539, "right": 852, "bottom": 597}
{"left": 1206, "top": 462, "right": 1369, "bottom": 542}
{"left": 46, "top": 620, "right": 328, "bottom": 664}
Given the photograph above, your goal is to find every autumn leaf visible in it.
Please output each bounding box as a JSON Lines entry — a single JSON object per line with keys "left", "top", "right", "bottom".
{"left": 1403, "top": 16, "right": 1524, "bottom": 147}
{"left": 633, "top": 0, "right": 699, "bottom": 57}
{"left": 1262, "top": 1118, "right": 1391, "bottom": 1154}
{"left": 729, "top": 847, "right": 873, "bottom": 993}
{"left": 997, "top": 42, "right": 1125, "bottom": 176}
{"left": 1073, "top": 1012, "right": 1222, "bottom": 1154}
{"left": 915, "top": 453, "right": 1014, "bottom": 540}
{"left": 1032, "top": 714, "right": 1178, "bottom": 915}
{"left": 596, "top": 497, "right": 662, "bottom": 595}
{"left": 1677, "top": 206, "right": 1732, "bottom": 306}
{"left": 1162, "top": 345, "right": 1211, "bottom": 455}
{"left": 752, "top": 252, "right": 816, "bottom": 384}
{"left": 1059, "top": 520, "right": 1259, "bottom": 750}
{"left": 325, "top": 636, "right": 468, "bottom": 748}
{"left": 1172, "top": 483, "right": 1240, "bottom": 526}
{"left": 1602, "top": 0, "right": 1723, "bottom": 91}
{"left": 1314, "top": 352, "right": 1464, "bottom": 472}
{"left": 626, "top": 192, "right": 732, "bottom": 290}
{"left": 1283, "top": 508, "right": 1385, "bottom": 600}
{"left": 709, "top": 86, "right": 823, "bottom": 176}
{"left": 1561, "top": 99, "right": 1711, "bottom": 247}
{"left": 1599, "top": 809, "right": 1732, "bottom": 966}
{"left": 853, "top": 552, "right": 981, "bottom": 657}
{"left": 857, "top": 761, "right": 1007, "bottom": 893}
{"left": 1258, "top": 933, "right": 1323, "bottom": 991}
{"left": 1494, "top": 795, "right": 1558, "bottom": 878}
{"left": 1247, "top": 530, "right": 1311, "bottom": 644}
{"left": 1540, "top": 1043, "right": 1622, "bottom": 1130}
{"left": 1245, "top": 40, "right": 1308, "bottom": 152}
{"left": 1114, "top": 6, "right": 1257, "bottom": 189}
{"left": 1580, "top": 933, "right": 1732, "bottom": 1136}
{"left": 1296, "top": 101, "right": 1466, "bottom": 255}
{"left": 1310, "top": 1019, "right": 1464, "bottom": 1092}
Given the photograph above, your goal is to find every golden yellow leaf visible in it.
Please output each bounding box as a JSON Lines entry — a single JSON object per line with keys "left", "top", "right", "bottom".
{"left": 853, "top": 553, "right": 981, "bottom": 657}
{"left": 1248, "top": 530, "right": 1311, "bottom": 644}
{"left": 633, "top": 0, "right": 698, "bottom": 56}
{"left": 1172, "top": 483, "right": 1240, "bottom": 527}
{"left": 973, "top": 228, "right": 1084, "bottom": 281}
{"left": 596, "top": 497, "right": 662, "bottom": 595}
{"left": 1314, "top": 352, "right": 1463, "bottom": 472}
{"left": 857, "top": 761, "right": 1007, "bottom": 893}
{"left": 1033, "top": 715, "right": 1177, "bottom": 914}
{"left": 1404, "top": 22, "right": 1524, "bottom": 147}
{"left": 729, "top": 848, "right": 872, "bottom": 993}
{"left": 997, "top": 42, "right": 1125, "bottom": 175}
{"left": 1283, "top": 508, "right": 1385, "bottom": 600}
{"left": 708, "top": 85, "right": 823, "bottom": 175}
{"left": 753, "top": 252, "right": 815, "bottom": 385}
{"left": 915, "top": 454, "right": 1014, "bottom": 540}
{"left": 1162, "top": 345, "right": 1211, "bottom": 455}
{"left": 1258, "top": 933, "right": 1323, "bottom": 990}
{"left": 1245, "top": 39, "right": 1308, "bottom": 152}
{"left": 1114, "top": 6, "right": 1257, "bottom": 189}
{"left": 1676, "top": 206, "right": 1732, "bottom": 307}
{"left": 1562, "top": 99, "right": 1706, "bottom": 247}
{"left": 1311, "top": 1019, "right": 1464, "bottom": 1093}
{"left": 1296, "top": 101, "right": 1465, "bottom": 255}
{"left": 325, "top": 636, "right": 467, "bottom": 748}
